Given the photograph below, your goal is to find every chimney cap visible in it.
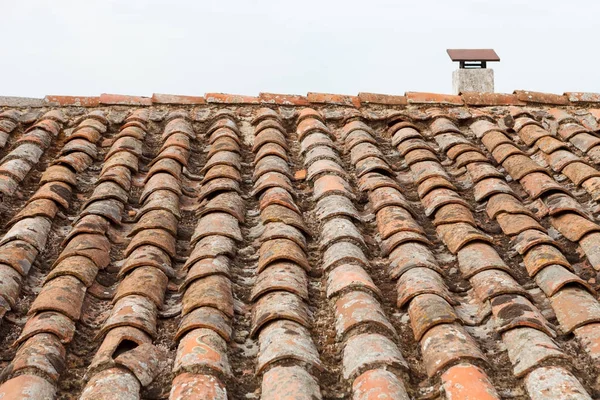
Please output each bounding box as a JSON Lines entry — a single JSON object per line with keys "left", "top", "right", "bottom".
{"left": 447, "top": 49, "right": 500, "bottom": 62}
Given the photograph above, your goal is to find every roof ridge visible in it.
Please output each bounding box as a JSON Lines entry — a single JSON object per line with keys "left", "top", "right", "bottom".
{"left": 1, "top": 90, "right": 600, "bottom": 108}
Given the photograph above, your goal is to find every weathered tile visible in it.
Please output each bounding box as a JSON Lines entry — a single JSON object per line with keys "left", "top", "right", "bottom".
{"left": 0, "top": 374, "right": 56, "bottom": 399}
{"left": 257, "top": 320, "right": 321, "bottom": 374}
{"left": 491, "top": 294, "right": 555, "bottom": 337}
{"left": 170, "top": 373, "right": 227, "bottom": 400}
{"left": 174, "top": 328, "right": 231, "bottom": 376}
{"left": 525, "top": 367, "right": 591, "bottom": 400}
{"left": 251, "top": 291, "right": 311, "bottom": 336}
{"left": 352, "top": 369, "right": 409, "bottom": 400}
{"left": 397, "top": 267, "right": 456, "bottom": 307}
{"left": 551, "top": 287, "right": 600, "bottom": 333}
{"left": 503, "top": 327, "right": 566, "bottom": 377}
{"left": 80, "top": 367, "right": 140, "bottom": 400}
{"left": 420, "top": 323, "right": 486, "bottom": 377}
{"left": 327, "top": 263, "right": 381, "bottom": 299}
{"left": 408, "top": 293, "right": 458, "bottom": 341}
{"left": 261, "top": 366, "right": 321, "bottom": 400}
{"left": 334, "top": 290, "right": 395, "bottom": 339}
{"left": 441, "top": 363, "right": 500, "bottom": 400}
{"left": 342, "top": 333, "right": 407, "bottom": 380}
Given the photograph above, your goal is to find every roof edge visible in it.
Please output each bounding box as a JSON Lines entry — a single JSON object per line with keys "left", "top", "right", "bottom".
{"left": 0, "top": 90, "right": 597, "bottom": 108}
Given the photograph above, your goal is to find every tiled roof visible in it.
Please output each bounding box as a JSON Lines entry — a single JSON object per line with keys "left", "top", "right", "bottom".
{"left": 0, "top": 90, "right": 599, "bottom": 399}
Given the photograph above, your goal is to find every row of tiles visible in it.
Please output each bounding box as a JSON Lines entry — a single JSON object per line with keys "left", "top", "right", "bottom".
{"left": 330, "top": 113, "right": 596, "bottom": 399}
{"left": 6, "top": 90, "right": 600, "bottom": 108}
{"left": 0, "top": 109, "right": 70, "bottom": 201}
{"left": 78, "top": 110, "right": 197, "bottom": 397}
{"left": 5, "top": 102, "right": 600, "bottom": 144}
{"left": 1, "top": 105, "right": 600, "bottom": 398}
{"left": 0, "top": 108, "right": 156, "bottom": 398}
{"left": 388, "top": 115, "right": 599, "bottom": 399}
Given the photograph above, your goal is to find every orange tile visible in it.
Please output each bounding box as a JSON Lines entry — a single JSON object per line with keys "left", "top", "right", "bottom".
{"left": 514, "top": 90, "right": 569, "bottom": 105}
{"left": 353, "top": 369, "right": 409, "bottom": 399}
{"left": 45, "top": 95, "right": 100, "bottom": 107}
{"left": 442, "top": 363, "right": 500, "bottom": 399}
{"left": 294, "top": 168, "right": 307, "bottom": 181}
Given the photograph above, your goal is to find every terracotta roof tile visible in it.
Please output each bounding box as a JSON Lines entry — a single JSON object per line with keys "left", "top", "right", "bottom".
{"left": 461, "top": 92, "right": 525, "bottom": 106}
{"left": 0, "top": 374, "right": 56, "bottom": 399}
{"left": 44, "top": 95, "right": 100, "bottom": 107}
{"left": 151, "top": 93, "right": 206, "bottom": 104}
{"left": 406, "top": 91, "right": 463, "bottom": 105}
{"left": 502, "top": 328, "right": 568, "bottom": 376}
{"left": 525, "top": 367, "right": 592, "bottom": 400}
{"left": 205, "top": 92, "right": 260, "bottom": 104}
{"left": 99, "top": 93, "right": 152, "bottom": 106}
{"left": 1, "top": 93, "right": 600, "bottom": 398}
{"left": 565, "top": 92, "right": 600, "bottom": 103}
{"left": 307, "top": 92, "right": 360, "bottom": 107}
{"left": 358, "top": 92, "right": 407, "bottom": 105}
{"left": 514, "top": 90, "right": 569, "bottom": 105}
{"left": 0, "top": 96, "right": 46, "bottom": 107}
{"left": 441, "top": 363, "right": 500, "bottom": 399}
{"left": 261, "top": 366, "right": 321, "bottom": 399}
{"left": 353, "top": 368, "right": 409, "bottom": 400}
{"left": 259, "top": 92, "right": 310, "bottom": 106}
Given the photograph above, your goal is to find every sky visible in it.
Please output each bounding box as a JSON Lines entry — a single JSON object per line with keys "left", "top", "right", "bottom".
{"left": 2, "top": 0, "right": 597, "bottom": 98}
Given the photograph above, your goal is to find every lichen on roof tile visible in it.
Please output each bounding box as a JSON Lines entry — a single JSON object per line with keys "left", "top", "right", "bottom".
{"left": 0, "top": 90, "right": 598, "bottom": 399}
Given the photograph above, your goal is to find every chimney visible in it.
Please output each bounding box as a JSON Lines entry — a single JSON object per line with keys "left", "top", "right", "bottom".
{"left": 447, "top": 49, "right": 499, "bottom": 94}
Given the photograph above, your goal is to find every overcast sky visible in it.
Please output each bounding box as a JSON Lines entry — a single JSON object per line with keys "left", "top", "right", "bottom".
{"left": 2, "top": 0, "right": 596, "bottom": 98}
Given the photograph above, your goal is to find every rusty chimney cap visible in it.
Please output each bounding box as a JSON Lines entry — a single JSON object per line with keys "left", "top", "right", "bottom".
{"left": 447, "top": 49, "right": 499, "bottom": 69}
{"left": 447, "top": 49, "right": 500, "bottom": 62}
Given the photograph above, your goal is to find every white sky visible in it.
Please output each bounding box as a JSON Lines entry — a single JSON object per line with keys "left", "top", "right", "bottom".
{"left": 2, "top": 0, "right": 596, "bottom": 98}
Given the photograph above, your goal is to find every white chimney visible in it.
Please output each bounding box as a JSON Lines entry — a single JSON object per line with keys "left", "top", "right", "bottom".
{"left": 447, "top": 49, "right": 499, "bottom": 94}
